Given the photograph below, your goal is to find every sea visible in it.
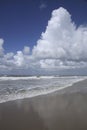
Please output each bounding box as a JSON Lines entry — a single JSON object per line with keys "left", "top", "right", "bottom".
{"left": 0, "top": 76, "right": 86, "bottom": 103}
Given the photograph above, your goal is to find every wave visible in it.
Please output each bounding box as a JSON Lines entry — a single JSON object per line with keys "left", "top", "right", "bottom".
{"left": 0, "top": 76, "right": 86, "bottom": 103}
{"left": 0, "top": 76, "right": 57, "bottom": 81}
{"left": 0, "top": 75, "right": 86, "bottom": 81}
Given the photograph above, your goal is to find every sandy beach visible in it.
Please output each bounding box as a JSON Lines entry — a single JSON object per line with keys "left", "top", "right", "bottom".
{"left": 0, "top": 79, "right": 87, "bottom": 130}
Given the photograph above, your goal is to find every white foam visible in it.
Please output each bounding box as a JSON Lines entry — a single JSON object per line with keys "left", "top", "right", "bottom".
{"left": 0, "top": 76, "right": 37, "bottom": 81}
{"left": 0, "top": 76, "right": 57, "bottom": 81}
{"left": 0, "top": 76, "right": 86, "bottom": 103}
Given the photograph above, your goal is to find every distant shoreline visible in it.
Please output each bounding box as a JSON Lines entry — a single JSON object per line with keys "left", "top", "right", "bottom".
{"left": 0, "top": 74, "right": 87, "bottom": 77}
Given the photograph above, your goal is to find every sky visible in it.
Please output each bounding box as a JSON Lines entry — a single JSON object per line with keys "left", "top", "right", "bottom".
{"left": 0, "top": 0, "right": 87, "bottom": 75}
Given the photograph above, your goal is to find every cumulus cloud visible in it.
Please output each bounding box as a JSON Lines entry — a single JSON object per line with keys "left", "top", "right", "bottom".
{"left": 23, "top": 46, "right": 30, "bottom": 55}
{"left": 33, "top": 7, "right": 87, "bottom": 69}
{"left": 0, "top": 7, "right": 87, "bottom": 74}
{"left": 13, "top": 51, "right": 24, "bottom": 67}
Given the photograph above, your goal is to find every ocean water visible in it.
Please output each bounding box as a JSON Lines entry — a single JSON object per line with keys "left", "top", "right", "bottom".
{"left": 0, "top": 76, "right": 86, "bottom": 103}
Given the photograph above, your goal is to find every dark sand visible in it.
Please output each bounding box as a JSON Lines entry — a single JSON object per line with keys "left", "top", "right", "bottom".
{"left": 0, "top": 79, "right": 87, "bottom": 130}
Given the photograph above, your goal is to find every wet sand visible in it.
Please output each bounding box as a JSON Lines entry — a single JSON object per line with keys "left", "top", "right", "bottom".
{"left": 0, "top": 79, "right": 87, "bottom": 130}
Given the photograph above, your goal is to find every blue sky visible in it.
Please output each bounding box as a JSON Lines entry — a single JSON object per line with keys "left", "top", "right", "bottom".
{"left": 0, "top": 0, "right": 87, "bottom": 75}
{"left": 0, "top": 0, "right": 87, "bottom": 52}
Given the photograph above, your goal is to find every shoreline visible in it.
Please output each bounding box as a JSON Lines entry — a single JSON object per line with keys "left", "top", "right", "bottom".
{"left": 0, "top": 77, "right": 86, "bottom": 104}
{"left": 0, "top": 79, "right": 87, "bottom": 130}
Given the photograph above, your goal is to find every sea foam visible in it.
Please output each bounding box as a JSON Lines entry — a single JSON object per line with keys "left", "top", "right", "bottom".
{"left": 0, "top": 76, "right": 86, "bottom": 103}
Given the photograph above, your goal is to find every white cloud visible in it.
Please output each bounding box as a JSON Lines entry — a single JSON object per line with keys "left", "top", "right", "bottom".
{"left": 4, "top": 52, "right": 14, "bottom": 60}
{"left": 13, "top": 51, "right": 25, "bottom": 67}
{"left": 0, "top": 38, "right": 4, "bottom": 57}
{"left": 23, "top": 46, "right": 30, "bottom": 55}
{"left": 0, "top": 7, "right": 87, "bottom": 74}
{"left": 32, "top": 7, "right": 87, "bottom": 70}
{"left": 39, "top": 2, "right": 47, "bottom": 10}
{"left": 33, "top": 7, "right": 74, "bottom": 59}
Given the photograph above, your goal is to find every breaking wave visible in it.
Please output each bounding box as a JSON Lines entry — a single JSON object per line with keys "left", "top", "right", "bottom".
{"left": 0, "top": 76, "right": 86, "bottom": 103}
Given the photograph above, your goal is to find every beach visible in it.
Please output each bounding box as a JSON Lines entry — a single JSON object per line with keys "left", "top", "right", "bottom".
{"left": 0, "top": 79, "right": 87, "bottom": 130}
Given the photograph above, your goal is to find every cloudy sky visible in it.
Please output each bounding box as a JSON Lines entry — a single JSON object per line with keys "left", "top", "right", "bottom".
{"left": 0, "top": 0, "right": 87, "bottom": 75}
